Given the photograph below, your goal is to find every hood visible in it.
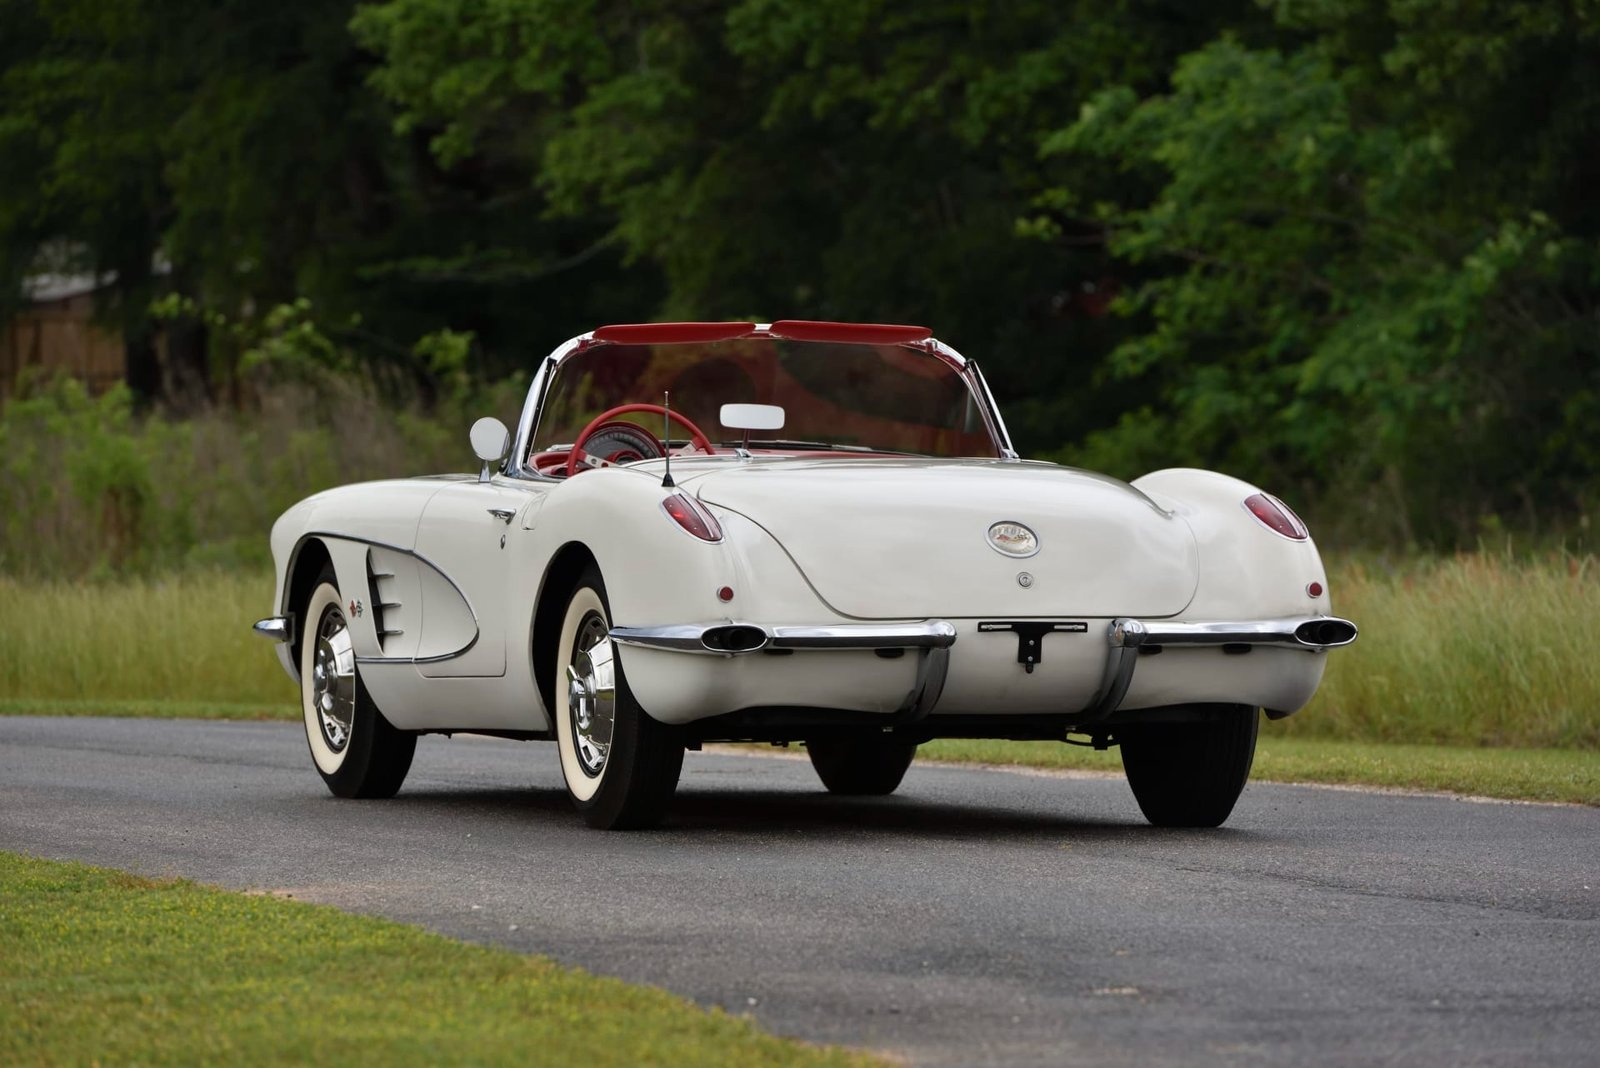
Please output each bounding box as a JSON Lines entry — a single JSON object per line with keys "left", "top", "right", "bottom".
{"left": 696, "top": 458, "right": 1197, "bottom": 619}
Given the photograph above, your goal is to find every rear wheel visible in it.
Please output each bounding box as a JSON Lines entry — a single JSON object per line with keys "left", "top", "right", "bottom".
{"left": 553, "top": 567, "right": 684, "bottom": 829}
{"left": 1119, "top": 705, "right": 1258, "bottom": 827}
{"left": 300, "top": 572, "right": 416, "bottom": 798}
{"left": 805, "top": 736, "right": 917, "bottom": 796}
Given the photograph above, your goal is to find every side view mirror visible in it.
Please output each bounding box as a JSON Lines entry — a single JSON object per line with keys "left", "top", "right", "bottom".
{"left": 470, "top": 417, "right": 510, "bottom": 482}
{"left": 720, "top": 403, "right": 785, "bottom": 432}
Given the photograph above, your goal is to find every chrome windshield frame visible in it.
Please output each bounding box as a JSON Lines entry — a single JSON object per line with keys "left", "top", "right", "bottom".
{"left": 503, "top": 325, "right": 1015, "bottom": 480}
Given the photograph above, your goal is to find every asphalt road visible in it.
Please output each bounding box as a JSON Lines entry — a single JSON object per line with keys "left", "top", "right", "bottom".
{"left": 1, "top": 716, "right": 1596, "bottom": 1066}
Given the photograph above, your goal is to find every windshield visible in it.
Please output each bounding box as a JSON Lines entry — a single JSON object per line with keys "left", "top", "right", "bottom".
{"left": 532, "top": 338, "right": 997, "bottom": 458}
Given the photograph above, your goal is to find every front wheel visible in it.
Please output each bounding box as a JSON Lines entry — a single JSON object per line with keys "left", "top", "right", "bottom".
{"left": 300, "top": 573, "right": 416, "bottom": 798}
{"left": 805, "top": 736, "right": 917, "bottom": 796}
{"left": 553, "top": 567, "right": 684, "bottom": 829}
{"left": 1119, "top": 705, "right": 1258, "bottom": 828}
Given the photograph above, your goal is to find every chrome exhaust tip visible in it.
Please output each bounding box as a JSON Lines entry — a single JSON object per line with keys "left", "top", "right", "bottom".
{"left": 701, "top": 624, "right": 770, "bottom": 654}
{"left": 1294, "top": 618, "right": 1358, "bottom": 648}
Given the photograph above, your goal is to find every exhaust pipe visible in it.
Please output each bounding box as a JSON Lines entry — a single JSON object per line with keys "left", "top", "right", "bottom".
{"left": 701, "top": 625, "right": 770, "bottom": 654}
{"left": 1294, "top": 618, "right": 1358, "bottom": 648}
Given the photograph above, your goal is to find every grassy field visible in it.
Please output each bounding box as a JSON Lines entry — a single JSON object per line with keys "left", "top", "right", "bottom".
{"left": 0, "top": 570, "right": 292, "bottom": 706}
{"left": 2, "top": 552, "right": 1596, "bottom": 747}
{"left": 1276, "top": 551, "right": 1600, "bottom": 749}
{"left": 1, "top": 553, "right": 1595, "bottom": 803}
{"left": 0, "top": 851, "right": 878, "bottom": 1067}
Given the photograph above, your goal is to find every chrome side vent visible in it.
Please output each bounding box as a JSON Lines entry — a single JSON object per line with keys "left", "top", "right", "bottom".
{"left": 366, "top": 549, "right": 405, "bottom": 652}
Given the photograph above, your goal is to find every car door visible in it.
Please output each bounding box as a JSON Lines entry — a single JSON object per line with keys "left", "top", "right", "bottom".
{"left": 411, "top": 477, "right": 546, "bottom": 678}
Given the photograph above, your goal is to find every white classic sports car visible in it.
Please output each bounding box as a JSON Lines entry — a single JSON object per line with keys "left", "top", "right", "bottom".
{"left": 255, "top": 320, "right": 1356, "bottom": 829}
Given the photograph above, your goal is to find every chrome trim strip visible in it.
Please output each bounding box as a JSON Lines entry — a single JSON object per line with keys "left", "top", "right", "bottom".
{"left": 508, "top": 351, "right": 565, "bottom": 480}
{"left": 769, "top": 621, "right": 958, "bottom": 650}
{"left": 609, "top": 620, "right": 958, "bottom": 655}
{"left": 1086, "top": 619, "right": 1145, "bottom": 716}
{"left": 958, "top": 358, "right": 1018, "bottom": 459}
{"left": 608, "top": 624, "right": 717, "bottom": 654}
{"left": 897, "top": 642, "right": 952, "bottom": 722}
{"left": 1134, "top": 616, "right": 1358, "bottom": 649}
{"left": 252, "top": 616, "right": 292, "bottom": 643}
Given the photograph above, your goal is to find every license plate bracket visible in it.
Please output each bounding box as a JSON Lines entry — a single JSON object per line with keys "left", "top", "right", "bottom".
{"left": 977, "top": 621, "right": 1088, "bottom": 673}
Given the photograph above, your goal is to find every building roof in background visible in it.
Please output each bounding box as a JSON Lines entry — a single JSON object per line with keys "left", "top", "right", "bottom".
{"left": 23, "top": 272, "right": 115, "bottom": 303}
{"left": 18, "top": 241, "right": 171, "bottom": 304}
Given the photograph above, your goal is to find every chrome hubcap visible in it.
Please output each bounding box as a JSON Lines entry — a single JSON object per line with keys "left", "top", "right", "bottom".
{"left": 312, "top": 606, "right": 356, "bottom": 753}
{"left": 566, "top": 611, "right": 615, "bottom": 778}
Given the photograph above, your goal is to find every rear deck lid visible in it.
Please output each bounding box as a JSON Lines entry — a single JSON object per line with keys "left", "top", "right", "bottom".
{"left": 696, "top": 459, "right": 1198, "bottom": 619}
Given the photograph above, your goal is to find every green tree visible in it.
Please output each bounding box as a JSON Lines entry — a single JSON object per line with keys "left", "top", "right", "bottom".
{"left": 0, "top": 0, "right": 175, "bottom": 394}
{"left": 1036, "top": 2, "right": 1600, "bottom": 542}
{"left": 351, "top": 0, "right": 1251, "bottom": 448}
{"left": 0, "top": 0, "right": 635, "bottom": 403}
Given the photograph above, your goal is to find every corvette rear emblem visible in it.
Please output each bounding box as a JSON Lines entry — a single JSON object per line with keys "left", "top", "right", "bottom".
{"left": 986, "top": 521, "right": 1039, "bottom": 558}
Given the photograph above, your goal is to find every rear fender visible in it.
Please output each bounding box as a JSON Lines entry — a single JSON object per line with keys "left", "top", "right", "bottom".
{"left": 1132, "top": 468, "right": 1330, "bottom": 627}
{"left": 531, "top": 470, "right": 837, "bottom": 628}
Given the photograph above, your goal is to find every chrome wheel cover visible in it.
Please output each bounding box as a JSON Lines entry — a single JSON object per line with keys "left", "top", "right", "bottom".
{"left": 566, "top": 611, "right": 616, "bottom": 778}
{"left": 311, "top": 605, "right": 356, "bottom": 753}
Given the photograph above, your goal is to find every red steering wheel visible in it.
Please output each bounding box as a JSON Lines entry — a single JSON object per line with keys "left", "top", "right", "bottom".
{"left": 567, "top": 404, "right": 715, "bottom": 477}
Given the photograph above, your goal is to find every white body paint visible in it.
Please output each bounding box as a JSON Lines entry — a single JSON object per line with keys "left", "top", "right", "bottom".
{"left": 262, "top": 326, "right": 1350, "bottom": 739}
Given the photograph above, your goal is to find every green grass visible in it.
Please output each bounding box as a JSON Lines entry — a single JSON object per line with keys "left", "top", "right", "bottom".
{"left": 920, "top": 736, "right": 1600, "bottom": 806}
{"left": 0, "top": 851, "right": 878, "bottom": 1068}
{"left": 2, "top": 553, "right": 1595, "bottom": 804}
{"left": 3, "top": 554, "right": 1596, "bottom": 748}
{"left": 1289, "top": 551, "right": 1600, "bottom": 748}
{"left": 0, "top": 570, "right": 292, "bottom": 705}
{"left": 0, "top": 698, "right": 295, "bottom": 719}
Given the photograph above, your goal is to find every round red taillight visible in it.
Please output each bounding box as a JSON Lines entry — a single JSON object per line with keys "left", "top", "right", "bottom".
{"left": 1244, "top": 493, "right": 1309, "bottom": 540}
{"left": 717, "top": 586, "right": 734, "bottom": 602}
{"left": 1307, "top": 581, "right": 1323, "bottom": 598}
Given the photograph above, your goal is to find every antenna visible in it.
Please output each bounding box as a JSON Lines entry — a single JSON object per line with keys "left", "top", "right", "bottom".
{"left": 660, "top": 390, "right": 675, "bottom": 488}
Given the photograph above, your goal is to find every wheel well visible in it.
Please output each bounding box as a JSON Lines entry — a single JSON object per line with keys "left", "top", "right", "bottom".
{"left": 285, "top": 536, "right": 333, "bottom": 670}
{"left": 531, "top": 542, "right": 599, "bottom": 711}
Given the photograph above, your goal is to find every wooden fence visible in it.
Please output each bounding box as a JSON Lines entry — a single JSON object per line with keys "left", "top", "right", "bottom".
{"left": 1, "top": 290, "right": 127, "bottom": 398}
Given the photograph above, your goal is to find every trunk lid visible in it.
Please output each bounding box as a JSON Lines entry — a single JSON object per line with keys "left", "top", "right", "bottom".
{"left": 695, "top": 458, "right": 1197, "bottom": 619}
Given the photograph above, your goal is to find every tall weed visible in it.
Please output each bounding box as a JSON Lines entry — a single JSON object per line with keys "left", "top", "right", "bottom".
{"left": 0, "top": 555, "right": 1594, "bottom": 750}
{"left": 1293, "top": 551, "right": 1600, "bottom": 748}
{"left": 0, "top": 571, "right": 290, "bottom": 705}
{"left": 0, "top": 374, "right": 523, "bottom": 577}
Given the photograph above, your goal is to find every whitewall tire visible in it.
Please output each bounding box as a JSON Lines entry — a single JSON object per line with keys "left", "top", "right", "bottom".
{"left": 553, "top": 566, "right": 683, "bottom": 829}
{"left": 299, "top": 572, "right": 416, "bottom": 798}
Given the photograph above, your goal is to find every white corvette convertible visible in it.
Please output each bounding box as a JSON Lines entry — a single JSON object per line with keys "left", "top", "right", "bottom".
{"left": 255, "top": 320, "right": 1356, "bottom": 829}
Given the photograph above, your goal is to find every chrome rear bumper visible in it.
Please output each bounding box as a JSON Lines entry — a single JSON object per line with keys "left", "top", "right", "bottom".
{"left": 609, "top": 613, "right": 1355, "bottom": 723}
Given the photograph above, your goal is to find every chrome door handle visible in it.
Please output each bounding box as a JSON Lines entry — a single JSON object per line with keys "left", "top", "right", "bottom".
{"left": 487, "top": 508, "right": 516, "bottom": 524}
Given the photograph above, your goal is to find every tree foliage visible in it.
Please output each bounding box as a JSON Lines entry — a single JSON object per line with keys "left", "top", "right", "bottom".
{"left": 1040, "top": 2, "right": 1600, "bottom": 540}
{"left": 2, "top": 0, "right": 1596, "bottom": 543}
